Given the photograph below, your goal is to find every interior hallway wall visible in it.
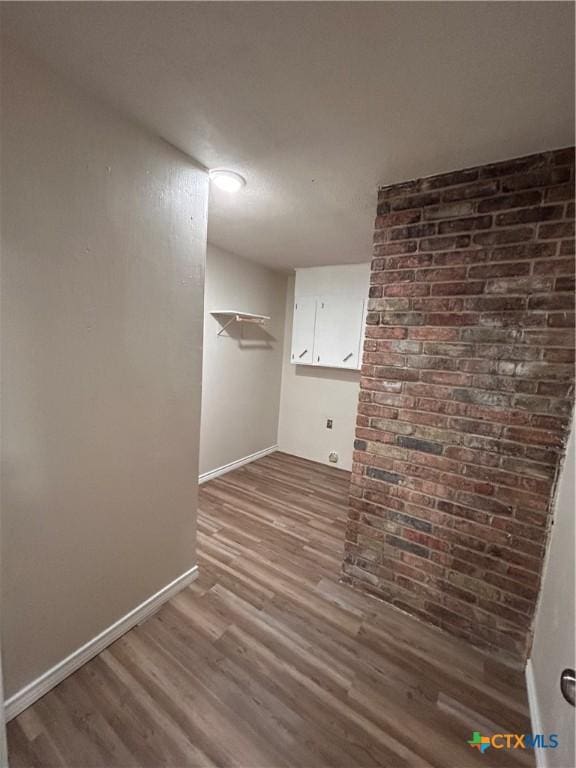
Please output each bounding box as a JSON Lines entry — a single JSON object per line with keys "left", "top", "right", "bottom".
{"left": 199, "top": 244, "right": 287, "bottom": 477}
{"left": 528, "top": 421, "right": 575, "bottom": 768}
{"left": 0, "top": 41, "right": 208, "bottom": 698}
{"left": 278, "top": 275, "right": 363, "bottom": 472}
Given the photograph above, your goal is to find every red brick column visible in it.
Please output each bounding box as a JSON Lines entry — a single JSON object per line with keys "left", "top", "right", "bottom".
{"left": 344, "top": 148, "right": 575, "bottom": 660}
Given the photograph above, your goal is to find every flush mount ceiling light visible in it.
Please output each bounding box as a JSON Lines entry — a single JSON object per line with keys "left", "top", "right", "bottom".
{"left": 208, "top": 169, "right": 246, "bottom": 193}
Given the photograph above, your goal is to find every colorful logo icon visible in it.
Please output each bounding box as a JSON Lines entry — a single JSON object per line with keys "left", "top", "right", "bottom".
{"left": 468, "top": 732, "right": 491, "bottom": 754}
{"left": 468, "top": 731, "right": 559, "bottom": 753}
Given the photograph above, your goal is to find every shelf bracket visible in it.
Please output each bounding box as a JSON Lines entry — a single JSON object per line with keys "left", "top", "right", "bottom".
{"left": 217, "top": 316, "right": 238, "bottom": 336}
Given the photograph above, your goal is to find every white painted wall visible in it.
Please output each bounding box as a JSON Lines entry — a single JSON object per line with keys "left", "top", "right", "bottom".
{"left": 199, "top": 244, "right": 287, "bottom": 477}
{"left": 278, "top": 265, "right": 370, "bottom": 472}
{"left": 1, "top": 41, "right": 208, "bottom": 700}
{"left": 528, "top": 423, "right": 575, "bottom": 768}
{"left": 0, "top": 591, "right": 6, "bottom": 765}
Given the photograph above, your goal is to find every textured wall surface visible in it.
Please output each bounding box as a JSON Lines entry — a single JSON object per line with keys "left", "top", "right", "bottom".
{"left": 529, "top": 424, "right": 575, "bottom": 768}
{"left": 344, "top": 148, "right": 575, "bottom": 660}
{"left": 1, "top": 41, "right": 208, "bottom": 697}
{"left": 200, "top": 243, "right": 286, "bottom": 477}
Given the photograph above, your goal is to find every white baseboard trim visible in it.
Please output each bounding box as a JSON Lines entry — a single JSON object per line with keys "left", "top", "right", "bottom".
{"left": 4, "top": 564, "right": 199, "bottom": 722}
{"left": 199, "top": 445, "right": 278, "bottom": 484}
{"left": 526, "top": 658, "right": 547, "bottom": 768}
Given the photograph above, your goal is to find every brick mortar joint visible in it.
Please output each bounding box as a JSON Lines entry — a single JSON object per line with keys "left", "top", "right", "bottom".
{"left": 376, "top": 146, "right": 575, "bottom": 195}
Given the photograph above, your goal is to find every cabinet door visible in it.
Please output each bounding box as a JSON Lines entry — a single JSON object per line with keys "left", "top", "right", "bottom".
{"left": 314, "top": 297, "right": 365, "bottom": 369}
{"left": 290, "top": 298, "right": 316, "bottom": 365}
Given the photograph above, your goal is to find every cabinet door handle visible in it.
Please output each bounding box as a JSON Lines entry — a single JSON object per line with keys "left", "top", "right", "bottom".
{"left": 343, "top": 353, "right": 353, "bottom": 362}
{"left": 299, "top": 349, "right": 308, "bottom": 359}
{"left": 561, "top": 669, "right": 575, "bottom": 706}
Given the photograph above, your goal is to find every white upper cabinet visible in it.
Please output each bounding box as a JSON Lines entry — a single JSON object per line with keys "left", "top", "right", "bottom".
{"left": 290, "top": 264, "right": 370, "bottom": 371}
{"left": 314, "top": 297, "right": 365, "bottom": 369}
{"left": 290, "top": 298, "right": 316, "bottom": 365}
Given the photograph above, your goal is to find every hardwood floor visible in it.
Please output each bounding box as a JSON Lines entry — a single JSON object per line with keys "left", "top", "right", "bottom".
{"left": 8, "top": 452, "right": 534, "bottom": 768}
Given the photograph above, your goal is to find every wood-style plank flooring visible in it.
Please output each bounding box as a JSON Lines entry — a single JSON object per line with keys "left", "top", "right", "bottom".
{"left": 8, "top": 452, "right": 533, "bottom": 768}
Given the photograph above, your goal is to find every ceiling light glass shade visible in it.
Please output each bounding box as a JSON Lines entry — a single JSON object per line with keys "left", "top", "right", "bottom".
{"left": 209, "top": 169, "right": 246, "bottom": 192}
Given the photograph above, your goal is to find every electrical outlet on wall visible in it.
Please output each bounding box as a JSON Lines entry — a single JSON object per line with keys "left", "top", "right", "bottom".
{"left": 329, "top": 451, "right": 338, "bottom": 463}
{"left": 326, "top": 418, "right": 333, "bottom": 429}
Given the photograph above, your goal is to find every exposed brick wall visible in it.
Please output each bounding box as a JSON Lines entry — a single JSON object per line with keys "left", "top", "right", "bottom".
{"left": 344, "top": 148, "right": 575, "bottom": 661}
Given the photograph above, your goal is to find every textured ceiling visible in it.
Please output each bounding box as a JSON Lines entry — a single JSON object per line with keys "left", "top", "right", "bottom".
{"left": 2, "top": 2, "right": 574, "bottom": 270}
